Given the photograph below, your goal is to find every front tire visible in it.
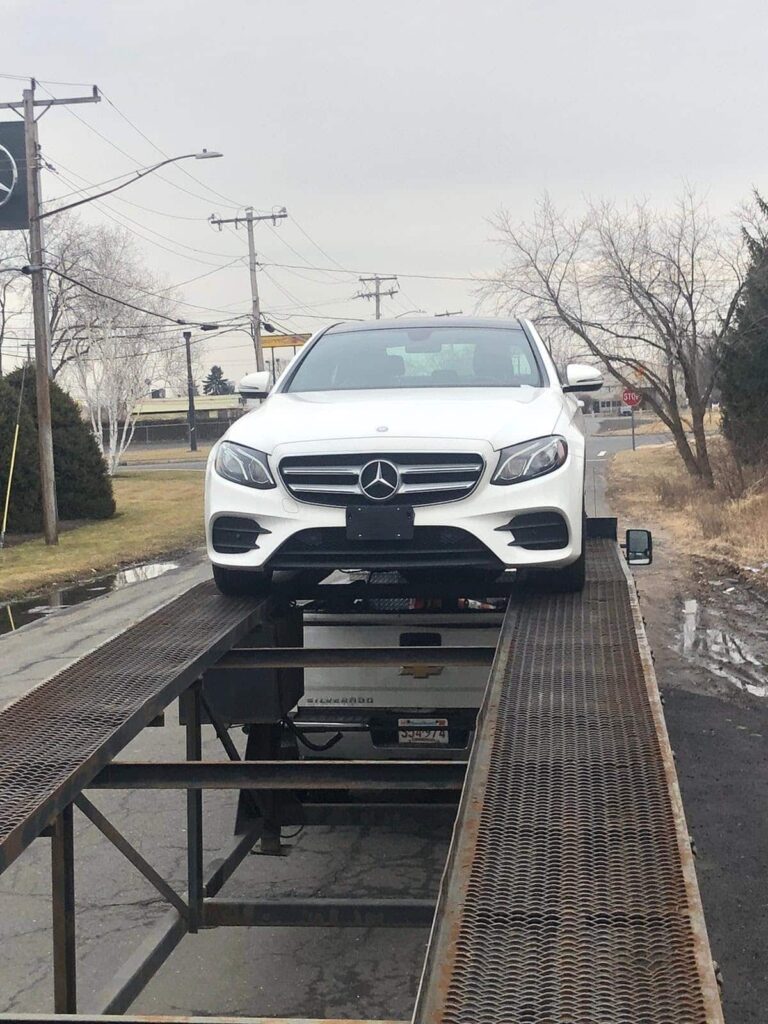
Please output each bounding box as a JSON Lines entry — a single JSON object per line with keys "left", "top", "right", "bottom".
{"left": 527, "top": 545, "right": 586, "bottom": 593}
{"left": 212, "top": 564, "right": 273, "bottom": 597}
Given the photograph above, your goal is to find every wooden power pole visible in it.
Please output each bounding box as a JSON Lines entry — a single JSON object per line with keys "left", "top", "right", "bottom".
{"left": 0, "top": 80, "right": 100, "bottom": 545}
{"left": 355, "top": 275, "right": 399, "bottom": 319}
{"left": 210, "top": 206, "right": 287, "bottom": 372}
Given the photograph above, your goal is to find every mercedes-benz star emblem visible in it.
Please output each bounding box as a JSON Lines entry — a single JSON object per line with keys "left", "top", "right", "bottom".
{"left": 359, "top": 459, "right": 400, "bottom": 501}
{"left": 0, "top": 144, "right": 18, "bottom": 209}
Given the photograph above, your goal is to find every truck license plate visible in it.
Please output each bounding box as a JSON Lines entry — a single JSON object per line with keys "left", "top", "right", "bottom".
{"left": 397, "top": 717, "right": 448, "bottom": 745}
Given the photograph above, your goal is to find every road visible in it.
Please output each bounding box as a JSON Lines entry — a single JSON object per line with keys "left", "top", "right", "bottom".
{"left": 1, "top": 422, "right": 765, "bottom": 1021}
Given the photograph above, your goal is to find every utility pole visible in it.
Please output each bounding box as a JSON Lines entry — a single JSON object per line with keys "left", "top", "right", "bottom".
{"left": 0, "top": 80, "right": 100, "bottom": 545}
{"left": 355, "top": 275, "right": 399, "bottom": 319}
{"left": 183, "top": 331, "right": 197, "bottom": 452}
{"left": 210, "top": 206, "right": 287, "bottom": 372}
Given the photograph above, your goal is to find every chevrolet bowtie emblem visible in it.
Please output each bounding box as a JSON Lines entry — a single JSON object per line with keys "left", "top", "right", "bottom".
{"left": 399, "top": 664, "right": 445, "bottom": 679}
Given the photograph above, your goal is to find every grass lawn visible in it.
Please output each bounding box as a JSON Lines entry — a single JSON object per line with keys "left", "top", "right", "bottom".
{"left": 119, "top": 445, "right": 211, "bottom": 464}
{"left": 0, "top": 471, "right": 205, "bottom": 601}
{"left": 608, "top": 442, "right": 768, "bottom": 575}
{"left": 598, "top": 409, "right": 722, "bottom": 437}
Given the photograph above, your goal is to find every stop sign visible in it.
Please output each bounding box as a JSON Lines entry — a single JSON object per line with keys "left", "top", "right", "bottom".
{"left": 622, "top": 387, "right": 641, "bottom": 408}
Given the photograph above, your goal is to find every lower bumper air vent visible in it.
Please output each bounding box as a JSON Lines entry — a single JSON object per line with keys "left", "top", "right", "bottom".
{"left": 497, "top": 511, "right": 569, "bottom": 550}
{"left": 212, "top": 515, "right": 270, "bottom": 554}
{"left": 268, "top": 526, "right": 501, "bottom": 570}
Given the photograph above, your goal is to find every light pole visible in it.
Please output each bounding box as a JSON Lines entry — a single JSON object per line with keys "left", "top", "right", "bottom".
{"left": 183, "top": 324, "right": 220, "bottom": 452}
{"left": 183, "top": 331, "right": 197, "bottom": 452}
{"left": 27, "top": 148, "right": 222, "bottom": 543}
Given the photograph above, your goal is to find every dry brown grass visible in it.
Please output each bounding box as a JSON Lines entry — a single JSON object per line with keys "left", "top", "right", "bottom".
{"left": 608, "top": 442, "right": 768, "bottom": 571}
{"left": 599, "top": 408, "right": 722, "bottom": 437}
{"left": 119, "top": 445, "right": 211, "bottom": 464}
{"left": 0, "top": 472, "right": 204, "bottom": 600}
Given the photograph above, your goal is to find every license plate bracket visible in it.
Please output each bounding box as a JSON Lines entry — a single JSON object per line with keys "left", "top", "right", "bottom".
{"left": 346, "top": 504, "right": 415, "bottom": 541}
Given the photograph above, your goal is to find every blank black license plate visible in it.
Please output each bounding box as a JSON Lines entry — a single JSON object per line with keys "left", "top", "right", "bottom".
{"left": 346, "top": 505, "right": 415, "bottom": 541}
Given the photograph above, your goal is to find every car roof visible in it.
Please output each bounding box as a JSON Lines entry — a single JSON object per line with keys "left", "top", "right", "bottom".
{"left": 325, "top": 315, "right": 524, "bottom": 335}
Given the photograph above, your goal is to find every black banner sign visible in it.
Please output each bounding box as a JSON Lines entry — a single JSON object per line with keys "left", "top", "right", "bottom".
{"left": 0, "top": 121, "right": 28, "bottom": 231}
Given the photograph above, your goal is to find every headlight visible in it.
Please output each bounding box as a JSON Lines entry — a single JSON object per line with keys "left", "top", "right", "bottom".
{"left": 214, "top": 441, "right": 275, "bottom": 489}
{"left": 491, "top": 435, "right": 568, "bottom": 485}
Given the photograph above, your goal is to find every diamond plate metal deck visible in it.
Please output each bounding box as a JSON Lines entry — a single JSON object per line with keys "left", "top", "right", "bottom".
{"left": 414, "top": 540, "right": 723, "bottom": 1024}
{"left": 0, "top": 581, "right": 264, "bottom": 872}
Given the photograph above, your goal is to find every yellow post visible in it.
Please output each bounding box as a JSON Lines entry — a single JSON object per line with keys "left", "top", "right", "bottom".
{"left": 1, "top": 421, "right": 21, "bottom": 547}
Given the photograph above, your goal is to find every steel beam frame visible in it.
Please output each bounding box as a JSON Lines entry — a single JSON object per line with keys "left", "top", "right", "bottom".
{"left": 89, "top": 760, "right": 466, "bottom": 790}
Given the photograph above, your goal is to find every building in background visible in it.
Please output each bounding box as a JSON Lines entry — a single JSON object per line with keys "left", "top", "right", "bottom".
{"left": 263, "top": 332, "right": 311, "bottom": 383}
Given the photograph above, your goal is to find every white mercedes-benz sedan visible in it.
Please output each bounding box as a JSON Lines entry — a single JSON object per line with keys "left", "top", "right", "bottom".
{"left": 205, "top": 316, "right": 602, "bottom": 595}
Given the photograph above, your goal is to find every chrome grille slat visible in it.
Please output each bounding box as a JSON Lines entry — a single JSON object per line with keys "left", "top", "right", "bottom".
{"left": 399, "top": 464, "right": 483, "bottom": 475}
{"left": 399, "top": 480, "right": 475, "bottom": 493}
{"left": 291, "top": 483, "right": 362, "bottom": 494}
{"left": 279, "top": 452, "right": 485, "bottom": 507}
{"left": 282, "top": 466, "right": 360, "bottom": 477}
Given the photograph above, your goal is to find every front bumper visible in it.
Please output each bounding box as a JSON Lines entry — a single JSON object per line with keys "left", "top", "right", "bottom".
{"left": 205, "top": 439, "right": 585, "bottom": 572}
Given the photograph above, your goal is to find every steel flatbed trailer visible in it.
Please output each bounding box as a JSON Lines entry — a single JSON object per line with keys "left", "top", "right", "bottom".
{"left": 0, "top": 519, "right": 723, "bottom": 1023}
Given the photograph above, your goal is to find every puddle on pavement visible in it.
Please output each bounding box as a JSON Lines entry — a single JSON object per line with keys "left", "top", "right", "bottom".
{"left": 1, "top": 561, "right": 179, "bottom": 637}
{"left": 679, "top": 583, "right": 768, "bottom": 698}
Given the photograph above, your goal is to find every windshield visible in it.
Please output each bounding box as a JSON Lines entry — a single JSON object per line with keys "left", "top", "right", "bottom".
{"left": 283, "top": 326, "right": 544, "bottom": 392}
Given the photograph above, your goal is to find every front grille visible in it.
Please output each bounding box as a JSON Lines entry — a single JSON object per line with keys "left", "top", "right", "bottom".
{"left": 498, "top": 510, "right": 569, "bottom": 550}
{"left": 212, "top": 515, "right": 270, "bottom": 554}
{"left": 279, "top": 452, "right": 484, "bottom": 507}
{"left": 268, "top": 526, "right": 501, "bottom": 570}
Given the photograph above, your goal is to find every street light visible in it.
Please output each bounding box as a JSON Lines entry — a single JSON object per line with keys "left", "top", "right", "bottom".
{"left": 37, "top": 150, "right": 223, "bottom": 220}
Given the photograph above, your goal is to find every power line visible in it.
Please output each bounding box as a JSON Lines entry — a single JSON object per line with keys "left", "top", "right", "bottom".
{"left": 39, "top": 245, "right": 245, "bottom": 314}
{"left": 45, "top": 160, "right": 243, "bottom": 262}
{"left": 290, "top": 217, "right": 352, "bottom": 273}
{"left": 100, "top": 89, "right": 245, "bottom": 210}
{"left": 37, "top": 83, "right": 236, "bottom": 211}
{"left": 22, "top": 265, "right": 221, "bottom": 326}
{"left": 0, "top": 73, "right": 96, "bottom": 88}
{"left": 260, "top": 259, "right": 497, "bottom": 284}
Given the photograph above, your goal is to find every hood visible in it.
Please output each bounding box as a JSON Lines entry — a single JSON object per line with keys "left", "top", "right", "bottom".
{"left": 223, "top": 387, "right": 564, "bottom": 453}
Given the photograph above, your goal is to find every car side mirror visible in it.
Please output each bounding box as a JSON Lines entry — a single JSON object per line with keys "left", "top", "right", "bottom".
{"left": 563, "top": 363, "right": 603, "bottom": 392}
{"left": 624, "top": 528, "right": 653, "bottom": 565}
{"left": 238, "top": 371, "right": 271, "bottom": 399}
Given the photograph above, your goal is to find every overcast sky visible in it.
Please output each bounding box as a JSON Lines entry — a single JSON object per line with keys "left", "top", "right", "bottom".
{"left": 2, "top": 0, "right": 767, "bottom": 379}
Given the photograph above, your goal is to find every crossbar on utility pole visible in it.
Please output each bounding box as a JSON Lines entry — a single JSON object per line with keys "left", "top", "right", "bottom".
{"left": 0, "top": 80, "right": 101, "bottom": 546}
{"left": 355, "top": 274, "right": 399, "bottom": 319}
{"left": 210, "top": 206, "right": 287, "bottom": 372}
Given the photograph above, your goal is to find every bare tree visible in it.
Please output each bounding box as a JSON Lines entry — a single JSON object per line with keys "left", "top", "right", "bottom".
{"left": 42, "top": 215, "right": 96, "bottom": 376}
{"left": 484, "top": 189, "right": 746, "bottom": 484}
{"left": 61, "top": 225, "right": 186, "bottom": 474}
{"left": 0, "top": 233, "right": 27, "bottom": 376}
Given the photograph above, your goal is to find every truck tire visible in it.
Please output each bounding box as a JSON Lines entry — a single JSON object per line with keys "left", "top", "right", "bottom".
{"left": 212, "top": 565, "right": 273, "bottom": 597}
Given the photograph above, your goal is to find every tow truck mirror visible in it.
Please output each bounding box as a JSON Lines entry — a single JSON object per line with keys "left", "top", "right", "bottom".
{"left": 563, "top": 363, "right": 603, "bottom": 392}
{"left": 238, "top": 371, "right": 271, "bottom": 399}
{"left": 625, "top": 529, "right": 653, "bottom": 565}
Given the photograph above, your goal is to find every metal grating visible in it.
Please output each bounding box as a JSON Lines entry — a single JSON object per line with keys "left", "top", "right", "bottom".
{"left": 0, "top": 581, "right": 263, "bottom": 872}
{"left": 415, "top": 539, "right": 722, "bottom": 1024}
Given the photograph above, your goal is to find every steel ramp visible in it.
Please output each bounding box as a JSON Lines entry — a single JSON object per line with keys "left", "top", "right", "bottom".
{"left": 0, "top": 580, "right": 265, "bottom": 872}
{"left": 414, "top": 539, "right": 723, "bottom": 1024}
